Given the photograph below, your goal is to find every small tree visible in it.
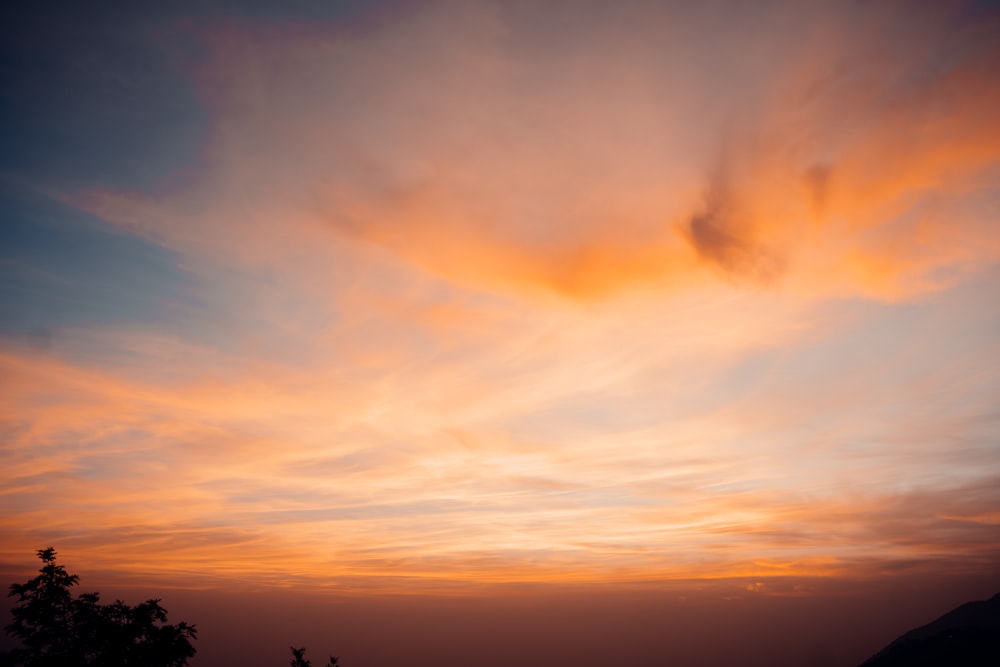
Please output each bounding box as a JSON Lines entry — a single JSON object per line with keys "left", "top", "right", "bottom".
{"left": 3, "top": 548, "right": 196, "bottom": 667}
{"left": 289, "top": 645, "right": 339, "bottom": 667}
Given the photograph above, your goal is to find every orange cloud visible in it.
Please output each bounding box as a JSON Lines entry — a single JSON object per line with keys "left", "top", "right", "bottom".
{"left": 3, "top": 266, "right": 998, "bottom": 590}
{"left": 75, "top": 0, "right": 1000, "bottom": 301}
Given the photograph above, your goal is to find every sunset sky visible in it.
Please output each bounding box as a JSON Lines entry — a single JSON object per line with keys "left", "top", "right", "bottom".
{"left": 2, "top": 1, "right": 999, "bottom": 665}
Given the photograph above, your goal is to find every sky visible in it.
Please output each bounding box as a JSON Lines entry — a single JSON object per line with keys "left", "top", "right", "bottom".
{"left": 1, "top": 1, "right": 999, "bottom": 665}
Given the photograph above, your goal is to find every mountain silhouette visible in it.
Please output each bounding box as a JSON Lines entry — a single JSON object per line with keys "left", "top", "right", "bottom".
{"left": 859, "top": 593, "right": 1000, "bottom": 666}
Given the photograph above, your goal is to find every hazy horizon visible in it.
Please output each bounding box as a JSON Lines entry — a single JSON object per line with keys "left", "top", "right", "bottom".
{"left": 2, "top": 552, "right": 997, "bottom": 666}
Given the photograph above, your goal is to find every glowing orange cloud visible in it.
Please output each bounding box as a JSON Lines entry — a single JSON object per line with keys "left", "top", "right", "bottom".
{"left": 3, "top": 268, "right": 999, "bottom": 590}
{"left": 76, "top": 0, "right": 1000, "bottom": 300}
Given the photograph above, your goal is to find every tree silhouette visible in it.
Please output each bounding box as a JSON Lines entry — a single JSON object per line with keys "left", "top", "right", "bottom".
{"left": 2, "top": 547, "right": 196, "bottom": 667}
{"left": 289, "top": 645, "right": 339, "bottom": 667}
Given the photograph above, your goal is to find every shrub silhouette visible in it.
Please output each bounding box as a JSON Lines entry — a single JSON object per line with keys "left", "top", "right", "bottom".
{"left": 2, "top": 547, "right": 197, "bottom": 667}
{"left": 289, "top": 645, "right": 339, "bottom": 667}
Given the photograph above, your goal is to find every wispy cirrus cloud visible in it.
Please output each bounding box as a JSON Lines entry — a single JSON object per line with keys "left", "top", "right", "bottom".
{"left": 2, "top": 269, "right": 998, "bottom": 588}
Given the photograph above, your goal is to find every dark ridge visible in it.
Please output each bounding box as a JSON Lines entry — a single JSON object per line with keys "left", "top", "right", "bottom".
{"left": 859, "top": 593, "right": 1000, "bottom": 666}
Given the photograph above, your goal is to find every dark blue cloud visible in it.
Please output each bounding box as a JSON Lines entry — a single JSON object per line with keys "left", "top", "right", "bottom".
{"left": 0, "top": 2, "right": 208, "bottom": 191}
{"left": 0, "top": 1, "right": 393, "bottom": 347}
{"left": 0, "top": 0, "right": 393, "bottom": 188}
